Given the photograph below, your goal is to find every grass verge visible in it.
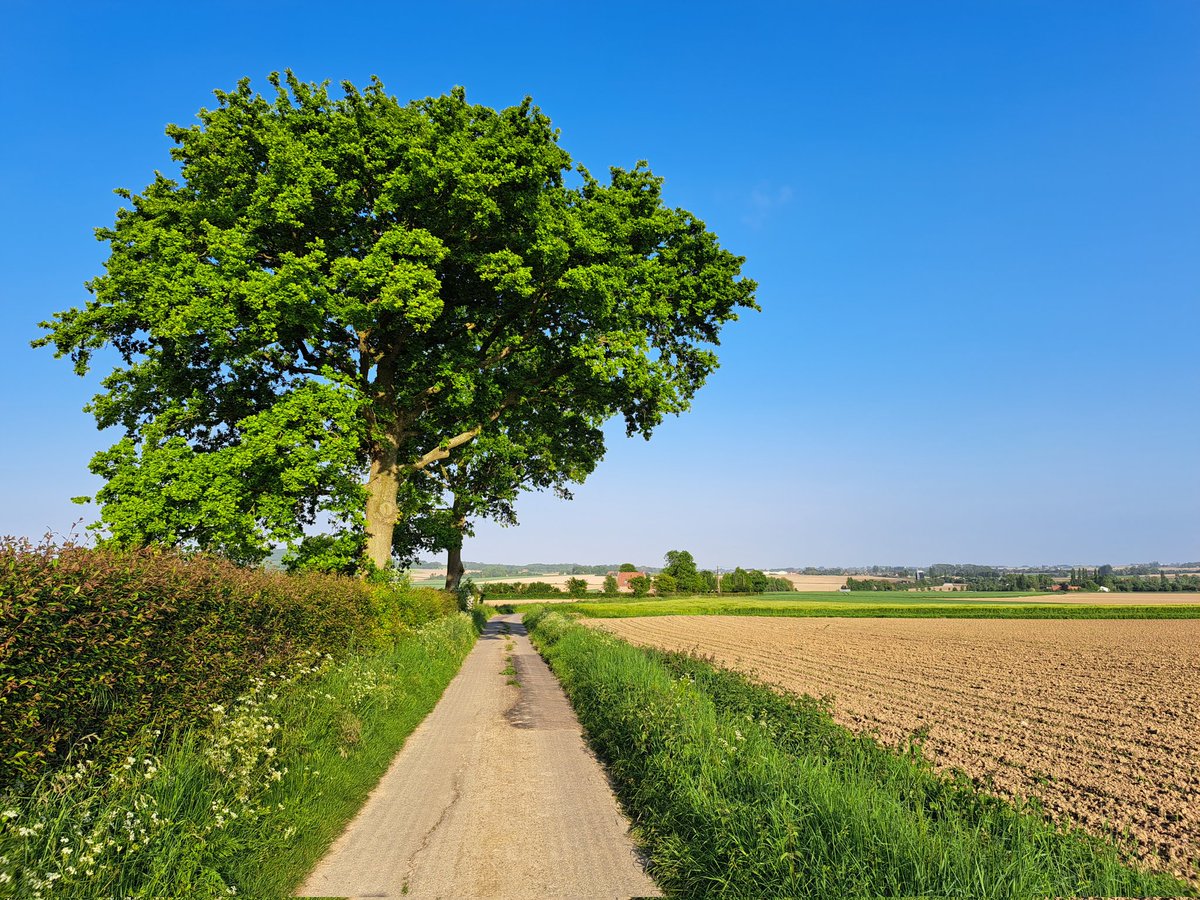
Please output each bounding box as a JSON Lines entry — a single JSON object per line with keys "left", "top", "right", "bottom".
{"left": 515, "top": 593, "right": 1200, "bottom": 620}
{"left": 524, "top": 607, "right": 1195, "bottom": 899}
{"left": 0, "top": 612, "right": 484, "bottom": 899}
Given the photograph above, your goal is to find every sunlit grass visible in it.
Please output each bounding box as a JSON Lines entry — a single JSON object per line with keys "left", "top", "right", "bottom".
{"left": 525, "top": 608, "right": 1195, "bottom": 899}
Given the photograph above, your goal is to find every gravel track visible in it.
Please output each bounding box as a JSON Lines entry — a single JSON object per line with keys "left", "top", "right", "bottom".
{"left": 592, "top": 615, "right": 1200, "bottom": 883}
{"left": 300, "top": 614, "right": 658, "bottom": 899}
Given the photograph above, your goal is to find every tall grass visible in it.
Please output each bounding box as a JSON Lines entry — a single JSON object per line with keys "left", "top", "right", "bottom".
{"left": 0, "top": 613, "right": 480, "bottom": 899}
{"left": 525, "top": 608, "right": 1194, "bottom": 899}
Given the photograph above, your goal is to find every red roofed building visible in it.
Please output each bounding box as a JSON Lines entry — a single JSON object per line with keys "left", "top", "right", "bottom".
{"left": 611, "top": 571, "right": 648, "bottom": 592}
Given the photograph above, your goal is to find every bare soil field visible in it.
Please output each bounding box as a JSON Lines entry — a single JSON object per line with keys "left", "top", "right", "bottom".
{"left": 590, "top": 615, "right": 1200, "bottom": 882}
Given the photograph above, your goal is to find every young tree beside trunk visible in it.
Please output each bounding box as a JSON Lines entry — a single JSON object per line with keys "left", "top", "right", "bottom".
{"left": 395, "top": 405, "right": 605, "bottom": 591}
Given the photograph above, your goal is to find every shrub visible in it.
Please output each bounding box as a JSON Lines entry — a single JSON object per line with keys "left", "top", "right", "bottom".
{"left": 370, "top": 584, "right": 459, "bottom": 638}
{"left": 603, "top": 574, "right": 619, "bottom": 595}
{"left": 0, "top": 538, "right": 383, "bottom": 787}
{"left": 478, "top": 581, "right": 564, "bottom": 600}
{"left": 628, "top": 575, "right": 651, "bottom": 597}
{"left": 566, "top": 577, "right": 589, "bottom": 597}
{"left": 652, "top": 573, "right": 677, "bottom": 596}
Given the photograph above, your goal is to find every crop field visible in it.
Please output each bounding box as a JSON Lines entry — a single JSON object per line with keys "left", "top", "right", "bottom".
{"left": 590, "top": 614, "right": 1200, "bottom": 883}
{"left": 524, "top": 591, "right": 1200, "bottom": 620}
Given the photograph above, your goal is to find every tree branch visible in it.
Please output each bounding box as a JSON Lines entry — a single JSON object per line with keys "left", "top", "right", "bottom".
{"left": 410, "top": 423, "right": 486, "bottom": 470}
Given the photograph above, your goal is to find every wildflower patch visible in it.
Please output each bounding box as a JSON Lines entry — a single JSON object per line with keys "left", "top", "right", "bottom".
{"left": 0, "top": 614, "right": 478, "bottom": 898}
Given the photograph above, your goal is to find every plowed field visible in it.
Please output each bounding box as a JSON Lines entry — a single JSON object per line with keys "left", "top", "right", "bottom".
{"left": 590, "top": 615, "right": 1200, "bottom": 882}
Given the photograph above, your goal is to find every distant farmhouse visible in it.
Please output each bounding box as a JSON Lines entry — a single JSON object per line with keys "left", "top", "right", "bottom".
{"left": 609, "top": 570, "right": 648, "bottom": 592}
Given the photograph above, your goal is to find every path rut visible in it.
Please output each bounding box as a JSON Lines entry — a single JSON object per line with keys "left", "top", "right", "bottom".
{"left": 298, "top": 613, "right": 659, "bottom": 899}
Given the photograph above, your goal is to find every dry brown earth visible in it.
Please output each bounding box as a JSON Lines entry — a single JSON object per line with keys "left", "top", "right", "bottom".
{"left": 591, "top": 615, "right": 1200, "bottom": 883}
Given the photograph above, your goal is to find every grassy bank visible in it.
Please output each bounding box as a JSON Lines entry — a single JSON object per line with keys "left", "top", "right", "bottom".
{"left": 525, "top": 608, "right": 1193, "bottom": 898}
{"left": 0, "top": 611, "right": 485, "bottom": 899}
{"left": 516, "top": 592, "right": 1200, "bottom": 620}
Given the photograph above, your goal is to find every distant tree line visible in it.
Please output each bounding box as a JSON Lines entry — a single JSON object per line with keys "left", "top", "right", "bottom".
{"left": 845, "top": 578, "right": 905, "bottom": 591}
{"left": 477, "top": 581, "right": 571, "bottom": 599}
{"left": 956, "top": 574, "right": 1057, "bottom": 591}
{"left": 716, "top": 567, "right": 794, "bottom": 593}
{"left": 653, "top": 553, "right": 794, "bottom": 596}
{"left": 1068, "top": 568, "right": 1200, "bottom": 592}
{"left": 457, "top": 562, "right": 643, "bottom": 579}
{"left": 476, "top": 550, "right": 796, "bottom": 600}
{"left": 845, "top": 566, "right": 1200, "bottom": 593}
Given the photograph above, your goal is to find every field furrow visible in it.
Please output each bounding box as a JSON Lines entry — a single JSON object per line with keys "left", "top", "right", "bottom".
{"left": 591, "top": 615, "right": 1200, "bottom": 881}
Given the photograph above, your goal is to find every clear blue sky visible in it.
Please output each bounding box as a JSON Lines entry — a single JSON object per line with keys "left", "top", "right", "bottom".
{"left": 1, "top": 1, "right": 1196, "bottom": 568}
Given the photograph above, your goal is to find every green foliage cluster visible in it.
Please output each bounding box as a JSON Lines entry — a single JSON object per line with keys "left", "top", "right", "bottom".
{"left": 958, "top": 573, "right": 1057, "bottom": 591}
{"left": 1116, "top": 574, "right": 1200, "bottom": 591}
{"left": 717, "top": 566, "right": 793, "bottom": 593}
{"left": 0, "top": 614, "right": 480, "bottom": 898}
{"left": 438, "top": 561, "right": 627, "bottom": 578}
{"left": 524, "top": 610, "right": 1190, "bottom": 899}
{"left": 0, "top": 538, "right": 455, "bottom": 787}
{"left": 369, "top": 584, "right": 460, "bottom": 634}
{"left": 919, "top": 570, "right": 1058, "bottom": 591}
{"left": 1069, "top": 567, "right": 1200, "bottom": 592}
{"left": 628, "top": 575, "right": 652, "bottom": 597}
{"left": 651, "top": 573, "right": 677, "bottom": 595}
{"left": 613, "top": 550, "right": 798, "bottom": 599}
{"left": 845, "top": 577, "right": 905, "bottom": 591}
{"left": 478, "top": 580, "right": 566, "bottom": 599}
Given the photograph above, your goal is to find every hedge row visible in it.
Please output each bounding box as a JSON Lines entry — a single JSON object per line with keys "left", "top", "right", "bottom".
{"left": 478, "top": 580, "right": 571, "bottom": 599}
{"left": 0, "top": 538, "right": 448, "bottom": 787}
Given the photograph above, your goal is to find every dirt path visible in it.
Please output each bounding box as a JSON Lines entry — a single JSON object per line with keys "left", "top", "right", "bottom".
{"left": 298, "top": 614, "right": 658, "bottom": 899}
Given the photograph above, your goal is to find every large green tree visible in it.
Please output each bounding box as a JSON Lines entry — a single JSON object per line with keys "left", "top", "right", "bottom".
{"left": 662, "top": 549, "right": 700, "bottom": 593}
{"left": 37, "top": 73, "right": 756, "bottom": 569}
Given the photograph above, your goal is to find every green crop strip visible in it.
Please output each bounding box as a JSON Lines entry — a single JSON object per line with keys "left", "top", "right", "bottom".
{"left": 524, "top": 608, "right": 1195, "bottom": 899}
{"left": 515, "top": 594, "right": 1200, "bottom": 621}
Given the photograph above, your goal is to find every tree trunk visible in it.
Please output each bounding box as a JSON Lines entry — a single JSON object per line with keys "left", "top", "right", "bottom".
{"left": 444, "top": 541, "right": 465, "bottom": 593}
{"left": 444, "top": 500, "right": 468, "bottom": 592}
{"left": 364, "top": 443, "right": 400, "bottom": 571}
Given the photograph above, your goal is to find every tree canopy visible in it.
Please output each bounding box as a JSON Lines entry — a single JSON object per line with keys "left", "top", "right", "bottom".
{"left": 37, "top": 73, "right": 757, "bottom": 569}
{"left": 662, "top": 549, "right": 699, "bottom": 591}
{"left": 392, "top": 404, "right": 605, "bottom": 588}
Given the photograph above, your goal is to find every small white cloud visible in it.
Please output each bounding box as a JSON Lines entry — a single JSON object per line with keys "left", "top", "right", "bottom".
{"left": 743, "top": 184, "right": 794, "bottom": 228}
